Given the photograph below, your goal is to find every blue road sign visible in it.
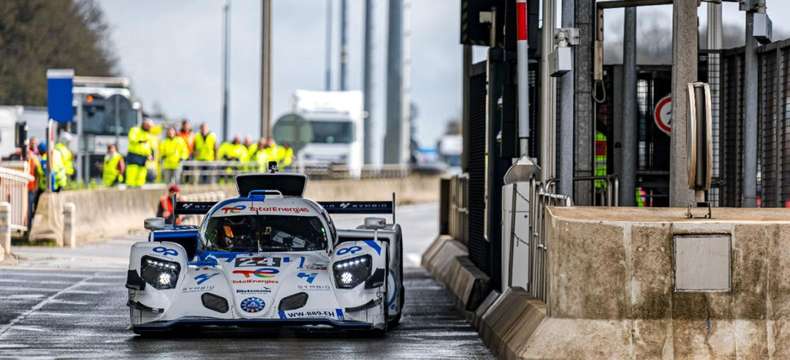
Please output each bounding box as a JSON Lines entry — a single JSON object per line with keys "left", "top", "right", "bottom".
{"left": 47, "top": 69, "right": 74, "bottom": 123}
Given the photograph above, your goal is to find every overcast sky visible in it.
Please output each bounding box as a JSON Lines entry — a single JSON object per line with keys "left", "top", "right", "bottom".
{"left": 99, "top": 1, "right": 790, "bottom": 162}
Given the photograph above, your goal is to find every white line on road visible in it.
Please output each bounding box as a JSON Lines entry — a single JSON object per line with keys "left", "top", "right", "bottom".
{"left": 0, "top": 272, "right": 98, "bottom": 338}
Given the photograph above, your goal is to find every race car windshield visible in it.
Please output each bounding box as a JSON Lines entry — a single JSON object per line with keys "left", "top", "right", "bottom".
{"left": 203, "top": 215, "right": 327, "bottom": 252}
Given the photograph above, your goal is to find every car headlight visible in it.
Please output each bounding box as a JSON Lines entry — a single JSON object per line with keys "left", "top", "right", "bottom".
{"left": 140, "top": 255, "right": 181, "bottom": 290}
{"left": 333, "top": 255, "right": 372, "bottom": 289}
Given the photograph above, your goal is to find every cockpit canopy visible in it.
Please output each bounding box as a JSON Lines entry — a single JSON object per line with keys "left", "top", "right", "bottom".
{"left": 204, "top": 214, "right": 328, "bottom": 252}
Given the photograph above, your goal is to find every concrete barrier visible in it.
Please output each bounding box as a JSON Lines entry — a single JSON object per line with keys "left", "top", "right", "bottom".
{"left": 62, "top": 203, "right": 76, "bottom": 248}
{"left": 482, "top": 207, "right": 790, "bottom": 359}
{"left": 0, "top": 202, "right": 9, "bottom": 262}
{"left": 422, "top": 234, "right": 491, "bottom": 317}
{"left": 29, "top": 176, "right": 440, "bottom": 246}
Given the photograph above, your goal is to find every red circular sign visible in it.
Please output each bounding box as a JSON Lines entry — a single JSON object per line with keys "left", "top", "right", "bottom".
{"left": 654, "top": 96, "right": 672, "bottom": 135}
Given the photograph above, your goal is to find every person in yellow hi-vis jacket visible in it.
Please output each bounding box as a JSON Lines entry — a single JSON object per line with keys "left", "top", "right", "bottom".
{"left": 36, "top": 143, "right": 67, "bottom": 192}
{"left": 125, "top": 119, "right": 154, "bottom": 187}
{"left": 102, "top": 144, "right": 125, "bottom": 187}
{"left": 55, "top": 132, "right": 75, "bottom": 179}
{"left": 217, "top": 136, "right": 246, "bottom": 182}
{"left": 193, "top": 122, "right": 217, "bottom": 184}
{"left": 251, "top": 138, "right": 271, "bottom": 172}
{"left": 159, "top": 127, "right": 189, "bottom": 184}
{"left": 281, "top": 144, "right": 294, "bottom": 170}
{"left": 594, "top": 131, "right": 607, "bottom": 191}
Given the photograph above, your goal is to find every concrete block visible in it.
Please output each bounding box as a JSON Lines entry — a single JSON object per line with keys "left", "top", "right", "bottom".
{"left": 62, "top": 203, "right": 76, "bottom": 248}
{"left": 516, "top": 319, "right": 631, "bottom": 359}
{"left": 769, "top": 224, "right": 790, "bottom": 320}
{"left": 421, "top": 235, "right": 451, "bottom": 272}
{"left": 427, "top": 239, "right": 468, "bottom": 286}
{"left": 29, "top": 192, "right": 63, "bottom": 245}
{"left": 549, "top": 219, "right": 626, "bottom": 319}
{"left": 0, "top": 202, "right": 9, "bottom": 261}
{"left": 473, "top": 290, "right": 500, "bottom": 331}
{"left": 450, "top": 256, "right": 491, "bottom": 311}
{"left": 630, "top": 224, "right": 672, "bottom": 319}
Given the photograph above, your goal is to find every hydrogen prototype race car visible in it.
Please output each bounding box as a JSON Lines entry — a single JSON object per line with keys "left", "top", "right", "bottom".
{"left": 125, "top": 173, "right": 404, "bottom": 335}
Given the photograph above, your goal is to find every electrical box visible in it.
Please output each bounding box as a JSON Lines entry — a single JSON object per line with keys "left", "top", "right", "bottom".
{"left": 550, "top": 47, "right": 572, "bottom": 77}
{"left": 753, "top": 13, "right": 772, "bottom": 45}
{"left": 674, "top": 234, "right": 731, "bottom": 292}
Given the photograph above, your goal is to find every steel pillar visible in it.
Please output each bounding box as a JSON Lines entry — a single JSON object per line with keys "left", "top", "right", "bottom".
{"left": 574, "top": 0, "right": 595, "bottom": 205}
{"left": 260, "top": 0, "right": 272, "bottom": 139}
{"left": 540, "top": 0, "right": 556, "bottom": 182}
{"left": 669, "top": 0, "right": 697, "bottom": 207}
{"left": 363, "top": 0, "right": 374, "bottom": 164}
{"left": 620, "top": 6, "right": 637, "bottom": 206}
{"left": 558, "top": 0, "right": 575, "bottom": 197}
{"left": 742, "top": 9, "right": 759, "bottom": 207}
{"left": 384, "top": 0, "right": 404, "bottom": 164}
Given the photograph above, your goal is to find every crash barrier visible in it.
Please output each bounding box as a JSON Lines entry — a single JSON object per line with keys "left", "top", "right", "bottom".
{"left": 460, "top": 207, "right": 790, "bottom": 359}
{"left": 421, "top": 235, "right": 490, "bottom": 314}
{"left": 0, "top": 166, "right": 34, "bottom": 234}
{"left": 0, "top": 202, "right": 9, "bottom": 262}
{"left": 439, "top": 175, "right": 469, "bottom": 245}
{"left": 29, "top": 185, "right": 232, "bottom": 246}
{"left": 178, "top": 161, "right": 411, "bottom": 185}
{"left": 29, "top": 176, "right": 440, "bottom": 246}
{"left": 62, "top": 203, "right": 76, "bottom": 248}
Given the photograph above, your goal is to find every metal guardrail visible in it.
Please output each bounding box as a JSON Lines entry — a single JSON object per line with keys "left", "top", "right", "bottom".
{"left": 441, "top": 172, "right": 619, "bottom": 306}
{"left": 447, "top": 175, "right": 468, "bottom": 245}
{"left": 527, "top": 179, "right": 572, "bottom": 305}
{"left": 0, "top": 166, "right": 34, "bottom": 233}
{"left": 177, "top": 161, "right": 411, "bottom": 184}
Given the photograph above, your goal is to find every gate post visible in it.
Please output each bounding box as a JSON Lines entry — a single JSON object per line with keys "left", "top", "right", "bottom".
{"left": 0, "top": 202, "right": 11, "bottom": 261}
{"left": 63, "top": 203, "right": 76, "bottom": 249}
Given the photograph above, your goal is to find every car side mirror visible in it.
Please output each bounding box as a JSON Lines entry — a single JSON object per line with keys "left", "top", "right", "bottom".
{"left": 144, "top": 217, "right": 166, "bottom": 231}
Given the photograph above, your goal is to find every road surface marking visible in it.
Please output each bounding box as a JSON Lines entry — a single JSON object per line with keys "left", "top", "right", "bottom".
{"left": 0, "top": 272, "right": 98, "bottom": 338}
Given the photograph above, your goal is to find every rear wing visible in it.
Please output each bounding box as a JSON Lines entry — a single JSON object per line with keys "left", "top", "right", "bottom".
{"left": 173, "top": 193, "right": 397, "bottom": 223}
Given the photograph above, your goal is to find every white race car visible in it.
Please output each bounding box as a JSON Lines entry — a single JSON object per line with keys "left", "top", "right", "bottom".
{"left": 126, "top": 174, "right": 404, "bottom": 335}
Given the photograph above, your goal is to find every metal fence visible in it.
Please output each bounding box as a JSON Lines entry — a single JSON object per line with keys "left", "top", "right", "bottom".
{"left": 527, "top": 179, "right": 572, "bottom": 304}
{"left": 177, "top": 161, "right": 412, "bottom": 185}
{"left": 720, "top": 39, "right": 790, "bottom": 207}
{"left": 0, "top": 166, "right": 34, "bottom": 233}
{"left": 445, "top": 175, "right": 468, "bottom": 245}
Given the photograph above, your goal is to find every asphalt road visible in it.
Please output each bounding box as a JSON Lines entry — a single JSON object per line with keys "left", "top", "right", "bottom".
{"left": 0, "top": 203, "right": 493, "bottom": 359}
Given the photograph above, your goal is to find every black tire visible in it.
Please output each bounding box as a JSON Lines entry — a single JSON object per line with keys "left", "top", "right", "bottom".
{"left": 387, "top": 229, "right": 404, "bottom": 329}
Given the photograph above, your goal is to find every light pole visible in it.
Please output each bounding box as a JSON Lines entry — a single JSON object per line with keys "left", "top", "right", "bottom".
{"left": 222, "top": 0, "right": 231, "bottom": 142}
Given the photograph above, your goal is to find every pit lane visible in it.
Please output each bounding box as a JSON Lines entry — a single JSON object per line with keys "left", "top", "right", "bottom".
{"left": 0, "top": 203, "right": 493, "bottom": 359}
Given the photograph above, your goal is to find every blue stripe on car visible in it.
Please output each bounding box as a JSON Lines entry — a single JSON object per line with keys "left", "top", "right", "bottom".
{"left": 363, "top": 240, "right": 381, "bottom": 255}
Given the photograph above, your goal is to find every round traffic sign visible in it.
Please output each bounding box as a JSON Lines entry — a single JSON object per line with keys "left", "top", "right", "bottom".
{"left": 272, "top": 113, "right": 312, "bottom": 152}
{"left": 654, "top": 95, "right": 672, "bottom": 135}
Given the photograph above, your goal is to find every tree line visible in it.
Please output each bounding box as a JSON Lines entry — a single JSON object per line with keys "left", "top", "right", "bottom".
{"left": 0, "top": 0, "right": 117, "bottom": 106}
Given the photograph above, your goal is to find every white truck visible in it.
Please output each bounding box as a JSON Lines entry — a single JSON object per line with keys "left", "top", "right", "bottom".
{"left": 0, "top": 106, "right": 48, "bottom": 159}
{"left": 288, "top": 90, "right": 364, "bottom": 177}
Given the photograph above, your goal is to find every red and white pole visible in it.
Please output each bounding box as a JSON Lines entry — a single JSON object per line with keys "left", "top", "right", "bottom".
{"left": 516, "top": 0, "right": 530, "bottom": 155}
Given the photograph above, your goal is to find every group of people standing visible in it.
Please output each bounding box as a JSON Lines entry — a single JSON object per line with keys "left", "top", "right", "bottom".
{"left": 103, "top": 119, "right": 293, "bottom": 188}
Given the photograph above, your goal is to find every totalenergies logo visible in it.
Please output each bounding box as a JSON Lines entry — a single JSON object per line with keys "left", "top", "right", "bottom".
{"left": 221, "top": 205, "right": 246, "bottom": 214}
{"left": 232, "top": 268, "right": 279, "bottom": 278}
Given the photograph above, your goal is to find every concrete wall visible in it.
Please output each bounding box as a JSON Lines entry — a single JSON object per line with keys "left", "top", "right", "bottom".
{"left": 28, "top": 176, "right": 439, "bottom": 246}
{"left": 427, "top": 206, "right": 790, "bottom": 359}
{"left": 519, "top": 207, "right": 790, "bottom": 359}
